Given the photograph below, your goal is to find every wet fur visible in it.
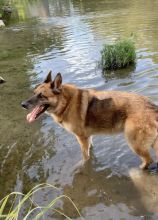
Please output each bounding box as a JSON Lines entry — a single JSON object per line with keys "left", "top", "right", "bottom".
{"left": 23, "top": 73, "right": 158, "bottom": 169}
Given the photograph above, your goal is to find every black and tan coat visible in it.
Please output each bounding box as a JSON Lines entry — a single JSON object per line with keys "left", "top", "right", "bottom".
{"left": 22, "top": 71, "right": 158, "bottom": 169}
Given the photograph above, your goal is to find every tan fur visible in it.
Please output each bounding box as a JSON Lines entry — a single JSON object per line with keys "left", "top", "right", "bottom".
{"left": 34, "top": 76, "right": 158, "bottom": 169}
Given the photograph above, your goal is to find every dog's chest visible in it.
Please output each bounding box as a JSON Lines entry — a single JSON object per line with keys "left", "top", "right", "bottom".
{"left": 61, "top": 121, "right": 73, "bottom": 133}
{"left": 49, "top": 113, "right": 73, "bottom": 132}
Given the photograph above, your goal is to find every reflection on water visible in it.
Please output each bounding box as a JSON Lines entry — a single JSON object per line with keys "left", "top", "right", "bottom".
{"left": 62, "top": 162, "right": 148, "bottom": 219}
{"left": 129, "top": 168, "right": 158, "bottom": 216}
{"left": 102, "top": 64, "right": 136, "bottom": 82}
{"left": 1, "top": 0, "right": 158, "bottom": 219}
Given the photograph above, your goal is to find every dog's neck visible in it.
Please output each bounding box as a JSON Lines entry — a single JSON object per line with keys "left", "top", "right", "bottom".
{"left": 49, "top": 84, "right": 76, "bottom": 123}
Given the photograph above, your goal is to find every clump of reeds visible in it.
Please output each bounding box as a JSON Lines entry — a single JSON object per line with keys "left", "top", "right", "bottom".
{"left": 100, "top": 38, "right": 136, "bottom": 71}
{"left": 0, "top": 183, "right": 83, "bottom": 220}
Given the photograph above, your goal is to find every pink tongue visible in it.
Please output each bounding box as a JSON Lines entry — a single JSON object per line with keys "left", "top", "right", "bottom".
{"left": 27, "top": 106, "right": 44, "bottom": 123}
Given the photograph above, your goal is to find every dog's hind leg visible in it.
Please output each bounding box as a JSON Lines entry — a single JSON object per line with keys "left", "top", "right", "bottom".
{"left": 125, "top": 119, "right": 155, "bottom": 169}
{"left": 151, "top": 133, "right": 158, "bottom": 163}
{"left": 133, "top": 147, "right": 153, "bottom": 169}
{"left": 75, "top": 135, "right": 91, "bottom": 162}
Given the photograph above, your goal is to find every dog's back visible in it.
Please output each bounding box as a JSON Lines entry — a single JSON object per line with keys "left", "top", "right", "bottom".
{"left": 50, "top": 84, "right": 158, "bottom": 136}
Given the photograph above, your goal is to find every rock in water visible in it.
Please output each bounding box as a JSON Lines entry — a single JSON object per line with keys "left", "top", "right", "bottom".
{"left": 0, "top": 77, "right": 5, "bottom": 84}
{"left": 0, "top": 20, "right": 5, "bottom": 27}
{"left": 3, "top": 6, "right": 12, "bottom": 14}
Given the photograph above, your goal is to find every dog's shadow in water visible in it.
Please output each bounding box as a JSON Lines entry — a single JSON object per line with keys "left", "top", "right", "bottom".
{"left": 59, "top": 148, "right": 158, "bottom": 219}
{"left": 129, "top": 168, "right": 158, "bottom": 215}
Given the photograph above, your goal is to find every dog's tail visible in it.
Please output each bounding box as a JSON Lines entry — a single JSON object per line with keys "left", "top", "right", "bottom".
{"left": 0, "top": 76, "right": 5, "bottom": 84}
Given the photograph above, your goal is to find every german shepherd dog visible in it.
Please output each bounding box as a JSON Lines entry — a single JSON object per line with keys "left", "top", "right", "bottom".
{"left": 21, "top": 71, "right": 158, "bottom": 169}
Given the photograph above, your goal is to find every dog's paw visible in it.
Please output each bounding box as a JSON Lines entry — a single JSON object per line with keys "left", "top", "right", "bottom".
{"left": 139, "top": 160, "right": 153, "bottom": 170}
{"left": 73, "top": 159, "right": 85, "bottom": 169}
{"left": 139, "top": 163, "right": 148, "bottom": 170}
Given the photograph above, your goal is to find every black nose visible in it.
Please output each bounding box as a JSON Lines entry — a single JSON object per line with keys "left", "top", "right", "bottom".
{"left": 21, "top": 101, "right": 28, "bottom": 109}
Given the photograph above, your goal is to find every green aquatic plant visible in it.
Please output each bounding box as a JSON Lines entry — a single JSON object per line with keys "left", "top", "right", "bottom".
{"left": 100, "top": 38, "right": 136, "bottom": 71}
{"left": 0, "top": 183, "right": 84, "bottom": 220}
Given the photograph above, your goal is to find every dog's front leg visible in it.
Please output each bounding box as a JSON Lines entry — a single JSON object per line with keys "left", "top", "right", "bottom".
{"left": 75, "top": 135, "right": 91, "bottom": 162}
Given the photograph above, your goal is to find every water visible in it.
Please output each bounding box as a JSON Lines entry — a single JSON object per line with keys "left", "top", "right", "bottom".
{"left": 1, "top": 0, "right": 158, "bottom": 219}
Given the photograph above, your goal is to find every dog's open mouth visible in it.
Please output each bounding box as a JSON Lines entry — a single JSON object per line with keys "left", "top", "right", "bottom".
{"left": 27, "top": 104, "right": 49, "bottom": 123}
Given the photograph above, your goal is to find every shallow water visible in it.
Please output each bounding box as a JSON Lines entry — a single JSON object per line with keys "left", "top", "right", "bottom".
{"left": 1, "top": 0, "right": 158, "bottom": 219}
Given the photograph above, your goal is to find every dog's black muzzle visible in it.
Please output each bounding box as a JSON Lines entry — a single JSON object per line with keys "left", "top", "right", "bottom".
{"left": 21, "top": 94, "right": 40, "bottom": 110}
{"left": 21, "top": 101, "right": 29, "bottom": 109}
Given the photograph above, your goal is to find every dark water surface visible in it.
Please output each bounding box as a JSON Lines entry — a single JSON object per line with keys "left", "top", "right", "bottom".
{"left": 1, "top": 0, "right": 158, "bottom": 219}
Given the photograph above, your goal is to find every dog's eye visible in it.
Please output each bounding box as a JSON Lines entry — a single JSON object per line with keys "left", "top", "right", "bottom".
{"left": 38, "top": 93, "right": 47, "bottom": 99}
{"left": 38, "top": 93, "right": 43, "bottom": 98}
{"left": 34, "top": 84, "right": 41, "bottom": 89}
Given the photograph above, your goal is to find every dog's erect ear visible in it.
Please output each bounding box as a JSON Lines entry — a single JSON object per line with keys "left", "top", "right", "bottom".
{"left": 44, "top": 70, "right": 52, "bottom": 83}
{"left": 54, "top": 73, "right": 62, "bottom": 88}
{"left": 51, "top": 73, "right": 62, "bottom": 94}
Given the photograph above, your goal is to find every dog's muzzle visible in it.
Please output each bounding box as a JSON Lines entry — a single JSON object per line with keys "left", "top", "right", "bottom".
{"left": 21, "top": 101, "right": 29, "bottom": 110}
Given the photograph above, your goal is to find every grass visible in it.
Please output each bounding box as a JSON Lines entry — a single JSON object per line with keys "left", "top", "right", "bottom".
{"left": 100, "top": 38, "right": 136, "bottom": 71}
{"left": 0, "top": 183, "right": 84, "bottom": 220}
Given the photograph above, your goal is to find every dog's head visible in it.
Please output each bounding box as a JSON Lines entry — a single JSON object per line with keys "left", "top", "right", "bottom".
{"left": 21, "top": 71, "right": 62, "bottom": 123}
